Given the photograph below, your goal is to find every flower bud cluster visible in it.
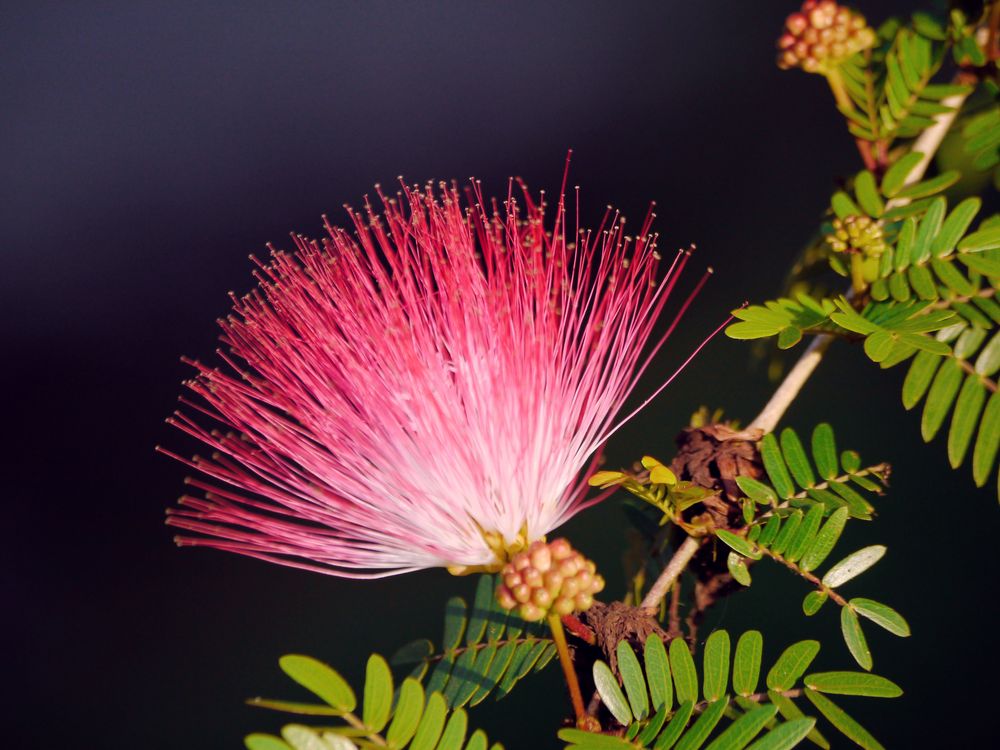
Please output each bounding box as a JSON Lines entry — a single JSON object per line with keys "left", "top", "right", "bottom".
{"left": 777, "top": 1, "right": 876, "bottom": 73}
{"left": 826, "top": 215, "right": 886, "bottom": 257}
{"left": 495, "top": 538, "right": 605, "bottom": 622}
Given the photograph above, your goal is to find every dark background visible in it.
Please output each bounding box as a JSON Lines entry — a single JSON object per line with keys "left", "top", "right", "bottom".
{"left": 4, "top": 1, "right": 996, "bottom": 748}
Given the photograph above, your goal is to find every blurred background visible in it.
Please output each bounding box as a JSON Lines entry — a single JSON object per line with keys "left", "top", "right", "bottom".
{"left": 4, "top": 1, "right": 997, "bottom": 747}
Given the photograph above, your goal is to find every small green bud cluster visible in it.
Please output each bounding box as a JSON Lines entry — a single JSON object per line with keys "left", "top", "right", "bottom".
{"left": 826, "top": 215, "right": 886, "bottom": 257}
{"left": 777, "top": 1, "right": 876, "bottom": 73}
{"left": 495, "top": 538, "right": 605, "bottom": 622}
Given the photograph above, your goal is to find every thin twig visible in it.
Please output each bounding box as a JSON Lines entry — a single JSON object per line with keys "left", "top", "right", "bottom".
{"left": 548, "top": 612, "right": 599, "bottom": 731}
{"left": 668, "top": 580, "right": 682, "bottom": 639}
{"left": 639, "top": 536, "right": 702, "bottom": 613}
{"left": 759, "top": 547, "right": 849, "bottom": 607}
{"left": 748, "top": 334, "right": 832, "bottom": 433}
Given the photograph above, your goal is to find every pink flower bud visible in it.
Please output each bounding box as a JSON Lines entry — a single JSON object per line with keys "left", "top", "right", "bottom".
{"left": 553, "top": 596, "right": 575, "bottom": 616}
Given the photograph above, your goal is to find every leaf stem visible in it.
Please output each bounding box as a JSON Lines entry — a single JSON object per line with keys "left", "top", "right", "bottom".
{"left": 639, "top": 535, "right": 702, "bottom": 613}
{"left": 548, "top": 612, "right": 597, "bottom": 731}
{"left": 759, "top": 547, "right": 848, "bottom": 607}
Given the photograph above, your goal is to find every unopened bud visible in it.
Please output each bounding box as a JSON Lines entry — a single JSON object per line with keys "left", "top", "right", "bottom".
{"left": 495, "top": 537, "right": 604, "bottom": 621}
{"left": 776, "top": 1, "right": 875, "bottom": 73}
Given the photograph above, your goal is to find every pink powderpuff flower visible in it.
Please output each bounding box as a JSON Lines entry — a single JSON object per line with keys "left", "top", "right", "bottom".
{"left": 161, "top": 166, "right": 721, "bottom": 578}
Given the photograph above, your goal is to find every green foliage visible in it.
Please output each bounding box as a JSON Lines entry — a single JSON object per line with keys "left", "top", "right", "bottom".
{"left": 835, "top": 20, "right": 968, "bottom": 147}
{"left": 738, "top": 425, "right": 887, "bottom": 522}
{"left": 560, "top": 632, "right": 899, "bottom": 750}
{"left": 246, "top": 653, "right": 503, "bottom": 750}
{"left": 714, "top": 424, "right": 909, "bottom": 669}
{"left": 727, "top": 168, "right": 1000, "bottom": 499}
{"left": 391, "top": 574, "right": 556, "bottom": 708}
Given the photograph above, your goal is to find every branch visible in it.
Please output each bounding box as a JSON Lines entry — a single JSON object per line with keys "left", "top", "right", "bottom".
{"left": 639, "top": 535, "right": 702, "bottom": 613}
{"left": 748, "top": 334, "right": 832, "bottom": 433}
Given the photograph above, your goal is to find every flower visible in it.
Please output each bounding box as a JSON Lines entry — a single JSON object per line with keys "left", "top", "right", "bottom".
{"left": 162, "top": 168, "right": 715, "bottom": 578}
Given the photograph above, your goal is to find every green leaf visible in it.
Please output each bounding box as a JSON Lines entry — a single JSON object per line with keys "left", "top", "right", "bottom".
{"left": 831, "top": 191, "right": 861, "bottom": 219}
{"left": 785, "top": 503, "right": 825, "bottom": 563}
{"left": 805, "top": 672, "right": 902, "bottom": 698}
{"left": 766, "top": 641, "right": 820, "bottom": 691}
{"left": 758, "top": 515, "right": 782, "bottom": 547}
{"left": 770, "top": 510, "right": 802, "bottom": 556}
{"left": 854, "top": 171, "right": 884, "bottom": 217}
{"left": 466, "top": 730, "right": 488, "bottom": 750}
{"left": 280, "top": 725, "right": 330, "bottom": 750}
{"left": 780, "top": 428, "right": 816, "bottom": 488}
{"left": 902, "top": 350, "right": 940, "bottom": 409}
{"left": 387, "top": 678, "right": 424, "bottom": 748}
{"left": 468, "top": 642, "right": 514, "bottom": 706}
{"left": 921, "top": 358, "right": 963, "bottom": 441}
{"left": 881, "top": 152, "right": 923, "bottom": 197}
{"left": 675, "top": 698, "right": 729, "bottom": 750}
{"left": 810, "top": 424, "right": 838, "bottom": 480}
{"left": 362, "top": 654, "right": 393, "bottom": 732}
{"left": 437, "top": 708, "right": 467, "bottom": 750}
{"left": 778, "top": 326, "right": 803, "bottom": 350}
{"left": 638, "top": 705, "right": 672, "bottom": 748}
{"left": 735, "top": 476, "right": 778, "bottom": 505}
{"left": 733, "top": 631, "right": 763, "bottom": 697}
{"left": 973, "top": 391, "right": 1000, "bottom": 487}
{"left": 840, "top": 449, "right": 861, "bottom": 473}
{"left": 958, "top": 226, "right": 1000, "bottom": 252}
{"left": 841, "top": 607, "right": 872, "bottom": 671}
{"left": 769, "top": 692, "right": 829, "bottom": 750}
{"left": 976, "top": 331, "right": 1000, "bottom": 376}
{"left": 760, "top": 433, "right": 795, "bottom": 498}
{"left": 863, "top": 331, "right": 895, "bottom": 362}
{"left": 390, "top": 639, "right": 434, "bottom": 667}
{"left": 744, "top": 719, "right": 817, "bottom": 750}
{"left": 948, "top": 375, "right": 986, "bottom": 468}
{"left": 442, "top": 597, "right": 468, "bottom": 651}
{"left": 670, "top": 637, "right": 699, "bottom": 706}
{"left": 410, "top": 692, "right": 447, "bottom": 750}
{"left": 593, "top": 660, "right": 632, "bottom": 726}
{"left": 558, "top": 728, "right": 635, "bottom": 749}
{"left": 279, "top": 655, "right": 357, "bottom": 713}
{"left": 705, "top": 705, "right": 778, "bottom": 750}
{"left": 802, "top": 591, "right": 828, "bottom": 616}
{"left": 716, "top": 530, "right": 761, "bottom": 560}
{"left": 822, "top": 545, "right": 887, "bottom": 588}
{"left": 911, "top": 197, "right": 945, "bottom": 264}
{"left": 655, "top": 701, "right": 695, "bottom": 750}
{"left": 850, "top": 598, "right": 911, "bottom": 637}
{"left": 618, "top": 641, "right": 649, "bottom": 720}
{"left": 245, "top": 735, "right": 293, "bottom": 750}
{"left": 645, "top": 634, "right": 673, "bottom": 712}
{"left": 703, "top": 631, "right": 730, "bottom": 702}
{"left": 932, "top": 197, "right": 981, "bottom": 257}
{"left": 804, "top": 689, "right": 886, "bottom": 750}
{"left": 895, "top": 170, "right": 960, "bottom": 200}
{"left": 245, "top": 698, "right": 343, "bottom": 716}
{"left": 467, "top": 575, "right": 494, "bottom": 645}
{"left": 728, "top": 551, "right": 752, "bottom": 586}
{"left": 800, "top": 507, "right": 849, "bottom": 572}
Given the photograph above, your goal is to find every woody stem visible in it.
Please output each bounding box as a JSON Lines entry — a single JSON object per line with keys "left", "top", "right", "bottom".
{"left": 640, "top": 535, "right": 702, "bottom": 612}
